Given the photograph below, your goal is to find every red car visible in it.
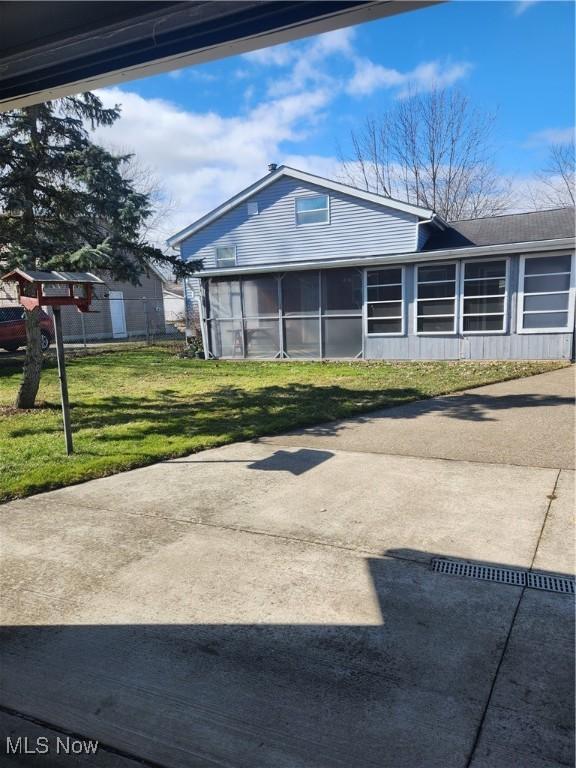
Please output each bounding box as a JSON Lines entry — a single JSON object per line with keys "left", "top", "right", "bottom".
{"left": 0, "top": 306, "right": 53, "bottom": 352}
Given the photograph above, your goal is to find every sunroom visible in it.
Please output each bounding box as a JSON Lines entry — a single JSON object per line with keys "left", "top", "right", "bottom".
{"left": 199, "top": 251, "right": 575, "bottom": 360}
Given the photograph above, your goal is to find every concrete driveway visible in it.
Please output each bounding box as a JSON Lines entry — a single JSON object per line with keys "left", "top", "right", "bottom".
{"left": 1, "top": 366, "right": 574, "bottom": 767}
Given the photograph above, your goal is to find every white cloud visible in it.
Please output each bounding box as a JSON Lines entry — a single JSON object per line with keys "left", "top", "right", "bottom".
{"left": 514, "top": 0, "right": 541, "bottom": 16}
{"left": 347, "top": 58, "right": 472, "bottom": 98}
{"left": 524, "top": 127, "right": 575, "bottom": 147}
{"left": 243, "top": 29, "right": 470, "bottom": 101}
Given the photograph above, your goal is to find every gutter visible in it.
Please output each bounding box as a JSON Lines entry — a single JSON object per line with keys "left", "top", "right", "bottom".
{"left": 184, "top": 237, "right": 575, "bottom": 279}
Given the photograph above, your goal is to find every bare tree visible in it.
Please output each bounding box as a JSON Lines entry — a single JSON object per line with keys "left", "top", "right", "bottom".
{"left": 339, "top": 89, "right": 510, "bottom": 221}
{"left": 119, "top": 152, "right": 176, "bottom": 247}
{"left": 529, "top": 142, "right": 575, "bottom": 209}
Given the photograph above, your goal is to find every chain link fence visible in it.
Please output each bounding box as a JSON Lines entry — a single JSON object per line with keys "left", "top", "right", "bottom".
{"left": 0, "top": 294, "right": 202, "bottom": 358}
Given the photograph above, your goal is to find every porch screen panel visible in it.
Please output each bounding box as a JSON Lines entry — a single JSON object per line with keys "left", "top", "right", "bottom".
{"left": 462, "top": 260, "right": 506, "bottom": 332}
{"left": 244, "top": 318, "right": 280, "bottom": 358}
{"left": 242, "top": 276, "right": 279, "bottom": 317}
{"left": 416, "top": 263, "right": 457, "bottom": 333}
{"left": 321, "top": 269, "right": 362, "bottom": 357}
{"left": 323, "top": 317, "right": 362, "bottom": 358}
{"left": 282, "top": 271, "right": 319, "bottom": 315}
{"left": 209, "top": 320, "right": 244, "bottom": 357}
{"left": 284, "top": 318, "right": 320, "bottom": 358}
{"left": 322, "top": 269, "right": 362, "bottom": 314}
{"left": 208, "top": 279, "right": 241, "bottom": 318}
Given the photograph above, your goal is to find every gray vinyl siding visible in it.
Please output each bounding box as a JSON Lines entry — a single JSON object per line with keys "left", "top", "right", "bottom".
{"left": 180, "top": 176, "right": 419, "bottom": 269}
{"left": 417, "top": 222, "right": 432, "bottom": 250}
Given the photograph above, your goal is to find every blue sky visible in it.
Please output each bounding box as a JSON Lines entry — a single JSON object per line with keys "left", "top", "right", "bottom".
{"left": 93, "top": 0, "right": 575, "bottom": 244}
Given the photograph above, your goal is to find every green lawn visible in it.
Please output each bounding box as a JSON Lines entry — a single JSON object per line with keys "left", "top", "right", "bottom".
{"left": 0, "top": 348, "right": 566, "bottom": 502}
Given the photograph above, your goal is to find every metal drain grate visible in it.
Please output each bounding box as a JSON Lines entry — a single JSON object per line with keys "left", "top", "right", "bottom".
{"left": 527, "top": 572, "right": 575, "bottom": 594}
{"left": 431, "top": 558, "right": 575, "bottom": 594}
{"left": 431, "top": 558, "right": 526, "bottom": 586}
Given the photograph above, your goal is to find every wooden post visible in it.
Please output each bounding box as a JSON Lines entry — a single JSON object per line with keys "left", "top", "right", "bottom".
{"left": 52, "top": 307, "right": 73, "bottom": 455}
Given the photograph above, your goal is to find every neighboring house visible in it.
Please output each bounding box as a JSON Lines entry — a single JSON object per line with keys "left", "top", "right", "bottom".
{"left": 0, "top": 266, "right": 168, "bottom": 342}
{"left": 168, "top": 165, "right": 576, "bottom": 361}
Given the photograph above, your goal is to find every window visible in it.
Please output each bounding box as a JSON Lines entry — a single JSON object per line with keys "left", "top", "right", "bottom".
{"left": 0, "top": 307, "right": 24, "bottom": 322}
{"left": 247, "top": 201, "right": 259, "bottom": 216}
{"left": 295, "top": 195, "right": 329, "bottom": 225}
{"left": 518, "top": 254, "right": 575, "bottom": 333}
{"left": 416, "top": 263, "right": 457, "bottom": 334}
{"left": 215, "top": 246, "right": 236, "bottom": 267}
{"left": 461, "top": 259, "right": 507, "bottom": 333}
{"left": 366, "top": 267, "right": 403, "bottom": 335}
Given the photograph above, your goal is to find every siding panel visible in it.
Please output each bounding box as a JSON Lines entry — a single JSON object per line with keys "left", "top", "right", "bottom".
{"left": 180, "top": 177, "right": 419, "bottom": 269}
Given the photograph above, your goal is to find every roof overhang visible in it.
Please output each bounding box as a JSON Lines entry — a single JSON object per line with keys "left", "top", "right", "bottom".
{"left": 167, "top": 165, "right": 443, "bottom": 247}
{"left": 0, "top": 1, "right": 440, "bottom": 112}
{"left": 187, "top": 237, "right": 576, "bottom": 277}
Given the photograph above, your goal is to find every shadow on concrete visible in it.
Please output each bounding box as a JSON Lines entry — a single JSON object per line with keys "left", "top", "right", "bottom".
{"left": 247, "top": 448, "right": 333, "bottom": 475}
{"left": 296, "top": 391, "right": 575, "bottom": 434}
{"left": 164, "top": 449, "right": 335, "bottom": 476}
{"left": 1, "top": 550, "right": 573, "bottom": 767}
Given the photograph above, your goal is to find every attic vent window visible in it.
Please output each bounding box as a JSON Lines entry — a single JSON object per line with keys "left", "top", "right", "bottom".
{"left": 247, "top": 201, "right": 259, "bottom": 216}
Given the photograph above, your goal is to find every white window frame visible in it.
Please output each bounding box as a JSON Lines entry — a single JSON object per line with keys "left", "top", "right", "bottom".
{"left": 295, "top": 194, "right": 330, "bottom": 226}
{"left": 517, "top": 252, "right": 575, "bottom": 334}
{"left": 459, "top": 256, "right": 509, "bottom": 335}
{"left": 414, "top": 261, "right": 459, "bottom": 336}
{"left": 215, "top": 245, "right": 237, "bottom": 267}
{"left": 364, "top": 266, "right": 405, "bottom": 337}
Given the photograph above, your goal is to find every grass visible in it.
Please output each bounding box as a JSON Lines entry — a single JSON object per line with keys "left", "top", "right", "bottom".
{"left": 0, "top": 347, "right": 567, "bottom": 502}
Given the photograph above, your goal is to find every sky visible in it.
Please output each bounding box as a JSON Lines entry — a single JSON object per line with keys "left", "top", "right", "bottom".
{"left": 91, "top": 0, "right": 575, "bottom": 249}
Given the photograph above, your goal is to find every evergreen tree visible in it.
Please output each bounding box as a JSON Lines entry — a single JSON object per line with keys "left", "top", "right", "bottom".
{"left": 0, "top": 93, "right": 198, "bottom": 408}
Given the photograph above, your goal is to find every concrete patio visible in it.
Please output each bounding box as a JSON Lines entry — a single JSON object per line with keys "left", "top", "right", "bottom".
{"left": 0, "top": 366, "right": 574, "bottom": 767}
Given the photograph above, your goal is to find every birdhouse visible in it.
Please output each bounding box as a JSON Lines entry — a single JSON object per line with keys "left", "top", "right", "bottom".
{"left": 0, "top": 269, "right": 105, "bottom": 312}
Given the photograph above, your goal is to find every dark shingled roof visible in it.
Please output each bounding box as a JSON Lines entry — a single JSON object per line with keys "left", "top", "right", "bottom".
{"left": 423, "top": 207, "right": 575, "bottom": 251}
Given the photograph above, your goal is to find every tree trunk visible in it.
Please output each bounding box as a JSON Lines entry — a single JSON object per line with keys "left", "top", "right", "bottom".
{"left": 15, "top": 307, "right": 43, "bottom": 409}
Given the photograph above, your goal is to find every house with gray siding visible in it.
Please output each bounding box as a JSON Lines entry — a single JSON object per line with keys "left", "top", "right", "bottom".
{"left": 168, "top": 165, "right": 576, "bottom": 361}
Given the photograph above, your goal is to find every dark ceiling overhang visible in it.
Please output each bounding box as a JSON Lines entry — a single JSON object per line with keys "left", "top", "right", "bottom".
{"left": 0, "top": 1, "right": 439, "bottom": 111}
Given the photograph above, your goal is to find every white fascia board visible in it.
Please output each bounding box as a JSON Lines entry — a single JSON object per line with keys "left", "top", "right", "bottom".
{"left": 167, "top": 165, "right": 441, "bottom": 248}
{"left": 190, "top": 237, "right": 575, "bottom": 278}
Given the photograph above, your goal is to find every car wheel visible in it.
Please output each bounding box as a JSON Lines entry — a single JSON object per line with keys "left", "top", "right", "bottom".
{"left": 41, "top": 332, "right": 51, "bottom": 351}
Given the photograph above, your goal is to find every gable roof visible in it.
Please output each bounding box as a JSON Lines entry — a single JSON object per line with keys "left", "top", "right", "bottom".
{"left": 167, "top": 165, "right": 444, "bottom": 248}
{"left": 423, "top": 207, "right": 575, "bottom": 251}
